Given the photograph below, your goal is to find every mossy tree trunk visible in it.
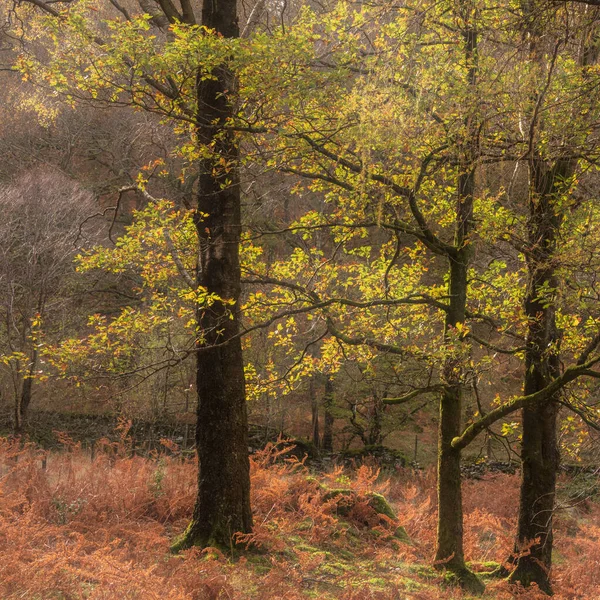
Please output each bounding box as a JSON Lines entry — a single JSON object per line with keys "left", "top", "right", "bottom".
{"left": 13, "top": 344, "right": 38, "bottom": 435}
{"left": 507, "top": 3, "right": 582, "bottom": 591}
{"left": 434, "top": 5, "right": 483, "bottom": 593}
{"left": 434, "top": 180, "right": 480, "bottom": 590}
{"left": 509, "top": 158, "right": 575, "bottom": 595}
{"left": 175, "top": 0, "right": 252, "bottom": 551}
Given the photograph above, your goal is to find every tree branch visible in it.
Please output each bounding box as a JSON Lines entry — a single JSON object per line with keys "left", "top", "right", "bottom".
{"left": 383, "top": 385, "right": 443, "bottom": 405}
{"left": 117, "top": 185, "right": 196, "bottom": 289}
{"left": 155, "top": 0, "right": 182, "bottom": 24}
{"left": 467, "top": 332, "right": 526, "bottom": 355}
{"left": 241, "top": 0, "right": 267, "bottom": 38}
{"left": 297, "top": 133, "right": 454, "bottom": 256}
{"left": 452, "top": 358, "right": 600, "bottom": 451}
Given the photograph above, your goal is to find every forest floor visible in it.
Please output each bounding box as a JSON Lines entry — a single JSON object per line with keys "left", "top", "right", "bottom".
{"left": 0, "top": 436, "right": 599, "bottom": 600}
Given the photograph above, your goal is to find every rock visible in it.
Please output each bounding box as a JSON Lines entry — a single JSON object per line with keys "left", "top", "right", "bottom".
{"left": 322, "top": 487, "right": 412, "bottom": 544}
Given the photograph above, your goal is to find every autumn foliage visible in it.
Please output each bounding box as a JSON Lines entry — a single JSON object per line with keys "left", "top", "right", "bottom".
{"left": 0, "top": 435, "right": 596, "bottom": 599}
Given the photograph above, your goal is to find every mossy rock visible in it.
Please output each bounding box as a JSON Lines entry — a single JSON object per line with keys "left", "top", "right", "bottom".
{"left": 393, "top": 525, "right": 412, "bottom": 545}
{"left": 366, "top": 492, "right": 396, "bottom": 519}
{"left": 284, "top": 437, "right": 320, "bottom": 460}
{"left": 322, "top": 487, "right": 412, "bottom": 545}
{"left": 322, "top": 488, "right": 355, "bottom": 505}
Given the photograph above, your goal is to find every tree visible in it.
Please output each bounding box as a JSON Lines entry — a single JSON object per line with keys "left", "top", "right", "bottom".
{"left": 15, "top": 1, "right": 600, "bottom": 590}
{"left": 0, "top": 169, "right": 99, "bottom": 432}
{"left": 178, "top": 0, "right": 253, "bottom": 550}
{"left": 507, "top": 3, "right": 598, "bottom": 591}
{"left": 13, "top": 0, "right": 254, "bottom": 550}
{"left": 232, "top": 2, "right": 600, "bottom": 591}
{"left": 235, "top": 2, "right": 489, "bottom": 589}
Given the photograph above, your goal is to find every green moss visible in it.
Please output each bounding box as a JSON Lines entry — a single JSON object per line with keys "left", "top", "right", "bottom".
{"left": 467, "top": 560, "right": 502, "bottom": 576}
{"left": 297, "top": 518, "right": 316, "bottom": 531}
{"left": 170, "top": 522, "right": 195, "bottom": 554}
{"left": 366, "top": 492, "right": 396, "bottom": 520}
{"left": 393, "top": 525, "right": 412, "bottom": 545}
{"left": 334, "top": 548, "right": 355, "bottom": 560}
{"left": 253, "top": 564, "right": 271, "bottom": 575}
{"left": 318, "top": 561, "right": 352, "bottom": 576}
{"left": 295, "top": 543, "right": 323, "bottom": 554}
{"left": 365, "top": 576, "right": 388, "bottom": 587}
{"left": 400, "top": 577, "right": 428, "bottom": 592}
{"left": 438, "top": 567, "right": 485, "bottom": 596}
{"left": 246, "top": 552, "right": 272, "bottom": 574}
{"left": 408, "top": 564, "right": 438, "bottom": 579}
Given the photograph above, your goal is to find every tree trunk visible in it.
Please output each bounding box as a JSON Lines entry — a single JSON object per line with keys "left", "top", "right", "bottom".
{"left": 173, "top": 0, "right": 252, "bottom": 551}
{"left": 366, "top": 394, "right": 384, "bottom": 447}
{"left": 508, "top": 5, "right": 599, "bottom": 590}
{"left": 310, "top": 378, "right": 320, "bottom": 449}
{"left": 509, "top": 403, "right": 559, "bottom": 594}
{"left": 435, "top": 251, "right": 482, "bottom": 594}
{"left": 509, "top": 158, "right": 574, "bottom": 594}
{"left": 14, "top": 347, "right": 37, "bottom": 435}
{"left": 433, "top": 6, "right": 483, "bottom": 592}
{"left": 322, "top": 375, "right": 334, "bottom": 452}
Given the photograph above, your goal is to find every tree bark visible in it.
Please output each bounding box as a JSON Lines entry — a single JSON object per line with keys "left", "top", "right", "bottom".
{"left": 174, "top": 0, "right": 252, "bottom": 551}
{"left": 322, "top": 375, "right": 334, "bottom": 452}
{"left": 509, "top": 158, "right": 574, "bottom": 594}
{"left": 14, "top": 347, "right": 38, "bottom": 435}
{"left": 310, "top": 377, "right": 320, "bottom": 449}
{"left": 433, "top": 5, "right": 483, "bottom": 593}
{"left": 434, "top": 190, "right": 483, "bottom": 594}
{"left": 20, "top": 347, "right": 37, "bottom": 426}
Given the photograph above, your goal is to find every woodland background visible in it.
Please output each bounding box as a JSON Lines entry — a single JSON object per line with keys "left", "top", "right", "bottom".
{"left": 2, "top": 0, "right": 600, "bottom": 598}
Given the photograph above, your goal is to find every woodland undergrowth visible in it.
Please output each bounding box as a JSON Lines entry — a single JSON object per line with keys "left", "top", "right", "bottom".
{"left": 0, "top": 431, "right": 598, "bottom": 599}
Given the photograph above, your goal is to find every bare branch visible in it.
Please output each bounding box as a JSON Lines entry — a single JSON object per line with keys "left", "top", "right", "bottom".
{"left": 241, "top": 0, "right": 267, "bottom": 38}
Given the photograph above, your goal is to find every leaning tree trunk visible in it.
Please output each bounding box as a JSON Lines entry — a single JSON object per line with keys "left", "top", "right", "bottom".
{"left": 509, "top": 158, "right": 574, "bottom": 594}
{"left": 174, "top": 0, "right": 252, "bottom": 551}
